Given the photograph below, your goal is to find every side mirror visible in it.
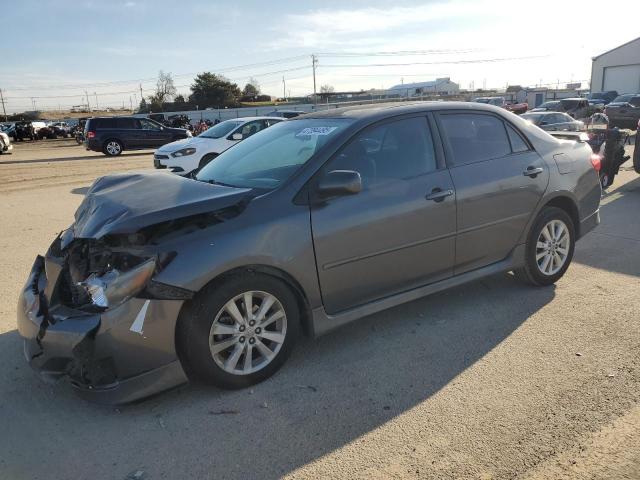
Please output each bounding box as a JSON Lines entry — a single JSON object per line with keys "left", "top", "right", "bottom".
{"left": 317, "top": 170, "right": 362, "bottom": 199}
{"left": 232, "top": 133, "right": 243, "bottom": 140}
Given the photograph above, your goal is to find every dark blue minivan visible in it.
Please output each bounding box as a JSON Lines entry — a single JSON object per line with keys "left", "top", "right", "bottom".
{"left": 84, "top": 116, "right": 190, "bottom": 156}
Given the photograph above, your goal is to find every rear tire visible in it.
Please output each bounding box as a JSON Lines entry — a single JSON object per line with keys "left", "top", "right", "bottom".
{"left": 514, "top": 207, "right": 575, "bottom": 286}
{"left": 600, "top": 171, "right": 614, "bottom": 189}
{"left": 177, "top": 273, "right": 300, "bottom": 389}
{"left": 103, "top": 139, "right": 123, "bottom": 156}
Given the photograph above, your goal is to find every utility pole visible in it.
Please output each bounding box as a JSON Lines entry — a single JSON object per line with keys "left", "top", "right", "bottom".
{"left": 139, "top": 83, "right": 144, "bottom": 104}
{"left": 0, "top": 89, "right": 6, "bottom": 121}
{"left": 85, "top": 90, "right": 90, "bottom": 111}
{"left": 311, "top": 54, "right": 317, "bottom": 105}
{"left": 94, "top": 92, "right": 98, "bottom": 110}
{"left": 282, "top": 76, "right": 286, "bottom": 101}
{"left": 130, "top": 96, "right": 133, "bottom": 111}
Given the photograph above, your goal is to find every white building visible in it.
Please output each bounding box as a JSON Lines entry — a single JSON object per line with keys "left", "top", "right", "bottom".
{"left": 387, "top": 77, "right": 459, "bottom": 97}
{"left": 590, "top": 37, "right": 640, "bottom": 94}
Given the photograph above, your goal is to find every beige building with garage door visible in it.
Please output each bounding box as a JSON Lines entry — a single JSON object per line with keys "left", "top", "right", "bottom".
{"left": 591, "top": 37, "right": 640, "bottom": 94}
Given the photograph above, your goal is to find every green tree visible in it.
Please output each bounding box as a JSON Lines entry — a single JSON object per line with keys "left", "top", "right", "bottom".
{"left": 174, "top": 94, "right": 186, "bottom": 104}
{"left": 243, "top": 77, "right": 260, "bottom": 97}
{"left": 189, "top": 72, "right": 241, "bottom": 109}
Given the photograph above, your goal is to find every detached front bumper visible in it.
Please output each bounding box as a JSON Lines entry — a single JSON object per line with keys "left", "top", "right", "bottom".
{"left": 17, "top": 255, "right": 189, "bottom": 404}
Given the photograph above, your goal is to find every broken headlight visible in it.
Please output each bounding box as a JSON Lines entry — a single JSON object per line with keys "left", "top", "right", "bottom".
{"left": 77, "top": 258, "right": 156, "bottom": 309}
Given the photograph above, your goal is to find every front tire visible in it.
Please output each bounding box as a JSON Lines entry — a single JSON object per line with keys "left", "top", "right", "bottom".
{"left": 177, "top": 273, "right": 300, "bottom": 389}
{"left": 515, "top": 207, "right": 575, "bottom": 286}
{"left": 103, "top": 139, "right": 123, "bottom": 156}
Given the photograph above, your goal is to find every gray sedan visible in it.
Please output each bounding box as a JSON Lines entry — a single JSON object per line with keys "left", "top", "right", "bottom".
{"left": 17, "top": 102, "right": 601, "bottom": 403}
{"left": 521, "top": 111, "right": 584, "bottom": 132}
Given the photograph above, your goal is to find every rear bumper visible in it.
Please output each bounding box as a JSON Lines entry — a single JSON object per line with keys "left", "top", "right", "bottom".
{"left": 579, "top": 209, "right": 600, "bottom": 239}
{"left": 84, "top": 138, "right": 101, "bottom": 151}
{"left": 17, "top": 255, "right": 188, "bottom": 404}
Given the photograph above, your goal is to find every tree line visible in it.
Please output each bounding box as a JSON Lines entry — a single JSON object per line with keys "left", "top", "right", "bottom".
{"left": 139, "top": 71, "right": 271, "bottom": 113}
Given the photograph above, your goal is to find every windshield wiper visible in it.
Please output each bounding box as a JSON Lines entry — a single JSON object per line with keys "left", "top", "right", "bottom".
{"left": 203, "top": 179, "right": 237, "bottom": 188}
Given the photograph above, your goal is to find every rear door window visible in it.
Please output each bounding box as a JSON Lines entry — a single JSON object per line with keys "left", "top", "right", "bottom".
{"left": 115, "top": 118, "right": 135, "bottom": 129}
{"left": 438, "top": 113, "right": 511, "bottom": 166}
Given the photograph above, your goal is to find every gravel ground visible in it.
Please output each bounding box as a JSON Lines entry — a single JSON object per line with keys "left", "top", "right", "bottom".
{"left": 0, "top": 138, "right": 638, "bottom": 480}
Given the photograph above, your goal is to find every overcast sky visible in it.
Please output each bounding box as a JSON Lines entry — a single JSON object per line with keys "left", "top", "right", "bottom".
{"left": 1, "top": 0, "right": 636, "bottom": 112}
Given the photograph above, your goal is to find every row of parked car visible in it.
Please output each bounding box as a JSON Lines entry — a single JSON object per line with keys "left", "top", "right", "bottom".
{"left": 0, "top": 120, "right": 75, "bottom": 141}
{"left": 474, "top": 91, "right": 640, "bottom": 130}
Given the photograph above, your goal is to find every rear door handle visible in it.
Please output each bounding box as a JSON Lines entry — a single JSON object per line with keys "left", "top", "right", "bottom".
{"left": 523, "top": 166, "right": 544, "bottom": 177}
{"left": 426, "top": 188, "right": 454, "bottom": 202}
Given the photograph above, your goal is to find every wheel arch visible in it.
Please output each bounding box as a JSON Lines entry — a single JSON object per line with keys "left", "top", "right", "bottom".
{"left": 543, "top": 195, "right": 580, "bottom": 238}
{"left": 175, "top": 264, "right": 314, "bottom": 345}
{"left": 519, "top": 192, "right": 581, "bottom": 245}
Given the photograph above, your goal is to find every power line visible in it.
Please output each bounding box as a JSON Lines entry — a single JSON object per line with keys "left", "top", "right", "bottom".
{"left": 1, "top": 55, "right": 310, "bottom": 92}
{"left": 317, "top": 49, "right": 481, "bottom": 57}
{"left": 318, "top": 55, "right": 550, "bottom": 68}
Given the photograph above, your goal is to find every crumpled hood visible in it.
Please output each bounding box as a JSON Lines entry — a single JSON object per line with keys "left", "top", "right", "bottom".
{"left": 156, "top": 135, "right": 221, "bottom": 153}
{"left": 73, "top": 171, "right": 252, "bottom": 238}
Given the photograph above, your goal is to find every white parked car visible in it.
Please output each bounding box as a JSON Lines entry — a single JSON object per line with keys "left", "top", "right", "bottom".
{"left": 153, "top": 117, "right": 283, "bottom": 174}
{"left": 0, "top": 130, "right": 13, "bottom": 154}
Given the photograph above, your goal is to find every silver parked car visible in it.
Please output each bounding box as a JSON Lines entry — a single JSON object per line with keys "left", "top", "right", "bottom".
{"left": 17, "top": 102, "right": 601, "bottom": 403}
{"left": 521, "top": 111, "right": 584, "bottom": 132}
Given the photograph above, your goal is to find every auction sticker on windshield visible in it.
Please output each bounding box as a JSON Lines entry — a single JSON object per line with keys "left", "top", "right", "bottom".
{"left": 296, "top": 126, "right": 338, "bottom": 136}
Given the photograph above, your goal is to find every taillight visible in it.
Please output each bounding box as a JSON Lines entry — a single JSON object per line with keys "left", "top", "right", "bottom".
{"left": 590, "top": 154, "right": 601, "bottom": 172}
{"left": 87, "top": 131, "right": 96, "bottom": 139}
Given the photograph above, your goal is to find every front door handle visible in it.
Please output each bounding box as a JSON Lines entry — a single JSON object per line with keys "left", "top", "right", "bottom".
{"left": 523, "top": 166, "right": 544, "bottom": 177}
{"left": 426, "top": 188, "right": 454, "bottom": 202}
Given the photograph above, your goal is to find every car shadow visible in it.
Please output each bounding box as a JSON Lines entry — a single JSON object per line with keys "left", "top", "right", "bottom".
{"left": 573, "top": 175, "right": 640, "bottom": 277}
{"left": 1, "top": 273, "right": 555, "bottom": 479}
{"left": 0, "top": 151, "right": 152, "bottom": 165}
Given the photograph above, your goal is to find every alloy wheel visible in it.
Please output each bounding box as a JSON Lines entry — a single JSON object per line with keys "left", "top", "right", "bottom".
{"left": 209, "top": 291, "right": 287, "bottom": 375}
{"left": 535, "top": 219, "right": 570, "bottom": 276}
{"left": 106, "top": 141, "right": 121, "bottom": 155}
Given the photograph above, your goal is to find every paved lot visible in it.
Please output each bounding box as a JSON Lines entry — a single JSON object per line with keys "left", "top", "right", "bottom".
{"left": 0, "top": 139, "right": 639, "bottom": 479}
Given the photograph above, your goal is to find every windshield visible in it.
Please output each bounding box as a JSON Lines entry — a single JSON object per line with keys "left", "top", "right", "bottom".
{"left": 560, "top": 99, "right": 580, "bottom": 109}
{"left": 196, "top": 118, "right": 352, "bottom": 189}
{"left": 199, "top": 120, "right": 243, "bottom": 139}
{"left": 588, "top": 93, "right": 605, "bottom": 100}
{"left": 473, "top": 98, "right": 490, "bottom": 103}
{"left": 612, "top": 94, "right": 633, "bottom": 103}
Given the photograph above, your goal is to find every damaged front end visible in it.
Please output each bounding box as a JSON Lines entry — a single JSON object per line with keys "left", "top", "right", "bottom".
{"left": 17, "top": 229, "right": 192, "bottom": 404}
{"left": 18, "top": 171, "right": 254, "bottom": 403}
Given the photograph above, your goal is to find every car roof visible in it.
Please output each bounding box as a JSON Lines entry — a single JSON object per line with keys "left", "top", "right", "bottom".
{"left": 299, "top": 101, "right": 509, "bottom": 121}
{"left": 218, "top": 116, "right": 284, "bottom": 122}
{"left": 559, "top": 98, "right": 584, "bottom": 101}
